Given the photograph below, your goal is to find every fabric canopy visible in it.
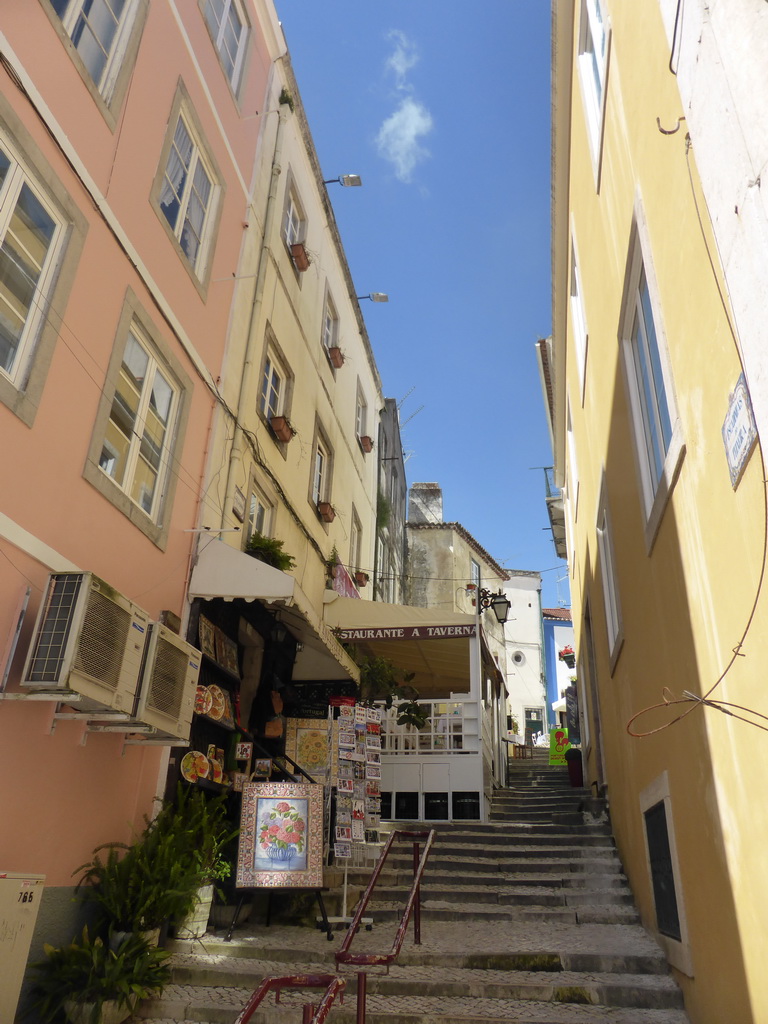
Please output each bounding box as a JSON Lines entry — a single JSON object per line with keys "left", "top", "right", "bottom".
{"left": 323, "top": 593, "right": 478, "bottom": 698}
{"left": 188, "top": 539, "right": 358, "bottom": 682}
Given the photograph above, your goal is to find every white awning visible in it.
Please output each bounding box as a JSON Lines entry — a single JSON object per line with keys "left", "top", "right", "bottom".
{"left": 188, "top": 537, "right": 295, "bottom": 603}
{"left": 188, "top": 539, "right": 358, "bottom": 682}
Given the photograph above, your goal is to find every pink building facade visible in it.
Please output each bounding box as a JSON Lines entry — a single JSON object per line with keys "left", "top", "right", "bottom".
{"left": 0, "top": 0, "right": 278, "bottom": 976}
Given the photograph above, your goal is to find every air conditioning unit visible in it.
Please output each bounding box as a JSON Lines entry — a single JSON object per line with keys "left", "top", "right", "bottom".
{"left": 132, "top": 623, "right": 201, "bottom": 741}
{"left": 21, "top": 572, "right": 149, "bottom": 712}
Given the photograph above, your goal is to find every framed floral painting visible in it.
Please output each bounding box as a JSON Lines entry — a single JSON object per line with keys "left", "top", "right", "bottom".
{"left": 236, "top": 782, "right": 324, "bottom": 889}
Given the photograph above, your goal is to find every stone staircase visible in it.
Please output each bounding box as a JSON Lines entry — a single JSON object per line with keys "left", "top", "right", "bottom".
{"left": 133, "top": 752, "right": 690, "bottom": 1023}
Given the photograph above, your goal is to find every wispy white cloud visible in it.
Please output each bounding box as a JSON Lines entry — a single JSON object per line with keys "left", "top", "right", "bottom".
{"left": 386, "top": 29, "right": 419, "bottom": 89}
{"left": 376, "top": 98, "right": 434, "bottom": 183}
{"left": 377, "top": 31, "right": 433, "bottom": 183}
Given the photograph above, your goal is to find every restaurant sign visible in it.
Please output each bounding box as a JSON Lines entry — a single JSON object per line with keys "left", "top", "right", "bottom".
{"left": 337, "top": 623, "right": 477, "bottom": 641}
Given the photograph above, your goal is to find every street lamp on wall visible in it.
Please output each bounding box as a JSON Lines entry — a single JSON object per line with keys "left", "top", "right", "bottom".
{"left": 357, "top": 293, "right": 389, "bottom": 303}
{"left": 324, "top": 174, "right": 362, "bottom": 187}
{"left": 467, "top": 585, "right": 512, "bottom": 625}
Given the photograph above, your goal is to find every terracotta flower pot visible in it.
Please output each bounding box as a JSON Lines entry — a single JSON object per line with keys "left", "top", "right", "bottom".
{"left": 270, "top": 416, "right": 294, "bottom": 442}
{"left": 327, "top": 346, "right": 344, "bottom": 369}
{"left": 353, "top": 571, "right": 369, "bottom": 587}
{"left": 359, "top": 435, "right": 373, "bottom": 453}
{"left": 290, "top": 242, "right": 310, "bottom": 271}
{"left": 317, "top": 501, "right": 335, "bottom": 523}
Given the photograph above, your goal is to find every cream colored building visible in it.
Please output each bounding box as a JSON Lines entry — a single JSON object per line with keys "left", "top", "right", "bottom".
{"left": 551, "top": 1, "right": 768, "bottom": 1020}
{"left": 188, "top": 49, "right": 391, "bottom": 728}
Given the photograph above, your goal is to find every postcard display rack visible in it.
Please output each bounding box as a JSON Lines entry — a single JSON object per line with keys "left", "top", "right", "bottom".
{"left": 325, "top": 701, "right": 382, "bottom": 929}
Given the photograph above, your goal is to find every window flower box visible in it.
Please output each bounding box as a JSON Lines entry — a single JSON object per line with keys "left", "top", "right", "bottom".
{"left": 317, "top": 501, "right": 336, "bottom": 523}
{"left": 270, "top": 416, "right": 295, "bottom": 443}
{"left": 327, "top": 345, "right": 344, "bottom": 369}
{"left": 290, "top": 242, "right": 310, "bottom": 271}
{"left": 558, "top": 645, "right": 576, "bottom": 668}
{"left": 358, "top": 435, "right": 374, "bottom": 453}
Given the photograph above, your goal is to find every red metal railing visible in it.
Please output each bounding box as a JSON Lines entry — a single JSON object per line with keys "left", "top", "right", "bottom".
{"left": 335, "top": 828, "right": 436, "bottom": 1023}
{"left": 234, "top": 973, "right": 346, "bottom": 1024}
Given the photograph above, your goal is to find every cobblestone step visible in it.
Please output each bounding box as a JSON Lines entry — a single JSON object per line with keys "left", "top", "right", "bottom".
{"left": 161, "top": 956, "right": 684, "bottom": 1009}
{"left": 133, "top": 983, "right": 690, "bottom": 1023}
{"left": 165, "top": 941, "right": 669, "bottom": 976}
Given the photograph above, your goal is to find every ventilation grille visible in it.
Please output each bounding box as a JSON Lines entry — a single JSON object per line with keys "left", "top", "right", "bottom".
{"left": 144, "top": 633, "right": 187, "bottom": 719}
{"left": 26, "top": 574, "right": 83, "bottom": 683}
{"left": 72, "top": 588, "right": 131, "bottom": 690}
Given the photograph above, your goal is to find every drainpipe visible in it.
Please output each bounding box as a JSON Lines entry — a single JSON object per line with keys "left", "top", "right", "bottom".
{"left": 221, "top": 101, "right": 290, "bottom": 529}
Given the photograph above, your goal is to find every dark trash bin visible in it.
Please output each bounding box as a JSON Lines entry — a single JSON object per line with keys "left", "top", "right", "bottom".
{"left": 565, "top": 747, "right": 584, "bottom": 788}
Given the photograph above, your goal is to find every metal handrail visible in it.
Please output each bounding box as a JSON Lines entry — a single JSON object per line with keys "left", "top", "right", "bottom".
{"left": 336, "top": 828, "right": 435, "bottom": 966}
{"left": 335, "top": 828, "right": 435, "bottom": 1024}
{"left": 234, "top": 973, "right": 346, "bottom": 1024}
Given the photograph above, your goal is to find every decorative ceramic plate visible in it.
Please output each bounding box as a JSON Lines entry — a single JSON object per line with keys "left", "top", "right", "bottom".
{"left": 208, "top": 685, "right": 226, "bottom": 721}
{"left": 181, "top": 751, "right": 210, "bottom": 782}
{"left": 194, "top": 685, "right": 213, "bottom": 716}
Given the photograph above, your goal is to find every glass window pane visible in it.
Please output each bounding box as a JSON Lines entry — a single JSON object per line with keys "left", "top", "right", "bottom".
{"left": 160, "top": 119, "right": 193, "bottom": 232}
{"left": 0, "top": 149, "right": 12, "bottom": 194}
{"left": 100, "top": 419, "right": 131, "bottom": 483}
{"left": 130, "top": 453, "right": 158, "bottom": 513}
{"left": 122, "top": 333, "right": 149, "bottom": 388}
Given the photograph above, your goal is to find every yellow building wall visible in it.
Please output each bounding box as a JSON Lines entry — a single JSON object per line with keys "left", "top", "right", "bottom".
{"left": 558, "top": 2, "right": 768, "bottom": 1021}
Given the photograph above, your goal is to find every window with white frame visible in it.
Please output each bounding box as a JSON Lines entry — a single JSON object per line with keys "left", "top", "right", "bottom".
{"left": 311, "top": 435, "right": 330, "bottom": 506}
{"left": 155, "top": 103, "right": 219, "bottom": 278}
{"left": 470, "top": 559, "right": 481, "bottom": 589}
{"left": 570, "top": 239, "right": 588, "bottom": 391}
{"left": 0, "top": 139, "right": 65, "bottom": 388}
{"left": 566, "top": 402, "right": 579, "bottom": 519}
{"left": 47, "top": 0, "right": 142, "bottom": 104}
{"left": 202, "top": 0, "right": 248, "bottom": 92}
{"left": 98, "top": 322, "right": 179, "bottom": 520}
{"left": 322, "top": 292, "right": 338, "bottom": 352}
{"left": 596, "top": 482, "right": 622, "bottom": 658}
{"left": 84, "top": 293, "right": 190, "bottom": 545}
{"left": 282, "top": 186, "right": 305, "bottom": 247}
{"left": 355, "top": 385, "right": 368, "bottom": 439}
{"left": 577, "top": 0, "right": 609, "bottom": 163}
{"left": 349, "top": 510, "right": 362, "bottom": 571}
{"left": 247, "top": 482, "right": 274, "bottom": 541}
{"left": 259, "top": 351, "right": 285, "bottom": 421}
{"left": 620, "top": 218, "right": 682, "bottom": 537}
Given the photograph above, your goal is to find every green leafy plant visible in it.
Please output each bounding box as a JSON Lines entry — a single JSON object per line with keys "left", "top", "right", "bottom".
{"left": 29, "top": 926, "right": 170, "bottom": 1024}
{"left": 75, "top": 788, "right": 238, "bottom": 932}
{"left": 376, "top": 491, "right": 392, "bottom": 532}
{"left": 395, "top": 699, "right": 430, "bottom": 730}
{"left": 245, "top": 531, "right": 296, "bottom": 571}
{"left": 357, "top": 656, "right": 428, "bottom": 728}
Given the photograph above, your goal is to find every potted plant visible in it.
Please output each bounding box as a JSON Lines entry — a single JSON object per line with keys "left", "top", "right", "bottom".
{"left": 558, "top": 645, "right": 576, "bottom": 669}
{"left": 74, "top": 835, "right": 202, "bottom": 940}
{"left": 170, "top": 788, "right": 239, "bottom": 939}
{"left": 29, "top": 927, "right": 170, "bottom": 1024}
{"left": 317, "top": 501, "right": 336, "bottom": 523}
{"left": 246, "top": 531, "right": 296, "bottom": 571}
{"left": 353, "top": 570, "right": 369, "bottom": 587}
{"left": 269, "top": 415, "right": 296, "bottom": 443}
{"left": 358, "top": 435, "right": 374, "bottom": 453}
{"left": 290, "top": 242, "right": 310, "bottom": 271}
{"left": 327, "top": 345, "right": 344, "bottom": 369}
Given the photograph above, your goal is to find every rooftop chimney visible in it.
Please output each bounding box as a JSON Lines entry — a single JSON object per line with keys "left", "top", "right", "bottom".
{"left": 408, "top": 482, "right": 443, "bottom": 524}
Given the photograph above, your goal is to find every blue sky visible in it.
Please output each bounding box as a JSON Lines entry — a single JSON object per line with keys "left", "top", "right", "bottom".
{"left": 276, "top": 2, "right": 569, "bottom": 608}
